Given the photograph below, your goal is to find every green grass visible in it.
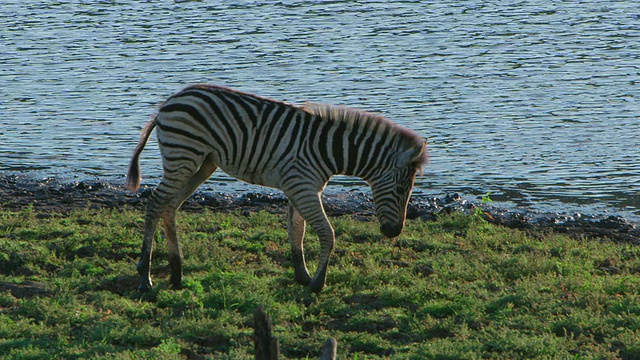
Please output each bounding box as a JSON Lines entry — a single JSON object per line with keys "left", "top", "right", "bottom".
{"left": 1, "top": 206, "right": 640, "bottom": 359}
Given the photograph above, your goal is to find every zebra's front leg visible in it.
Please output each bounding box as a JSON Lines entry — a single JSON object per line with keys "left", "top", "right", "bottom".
{"left": 288, "top": 203, "right": 311, "bottom": 285}
{"left": 308, "top": 218, "right": 334, "bottom": 293}
{"left": 286, "top": 190, "right": 335, "bottom": 293}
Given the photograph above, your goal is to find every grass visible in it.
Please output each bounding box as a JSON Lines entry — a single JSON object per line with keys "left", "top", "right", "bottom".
{"left": 1, "top": 205, "right": 640, "bottom": 359}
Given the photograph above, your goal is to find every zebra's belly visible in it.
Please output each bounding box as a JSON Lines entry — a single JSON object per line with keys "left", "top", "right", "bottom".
{"left": 220, "top": 166, "right": 281, "bottom": 190}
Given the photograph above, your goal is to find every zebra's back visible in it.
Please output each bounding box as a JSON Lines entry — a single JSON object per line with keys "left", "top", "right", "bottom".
{"left": 156, "top": 84, "right": 316, "bottom": 188}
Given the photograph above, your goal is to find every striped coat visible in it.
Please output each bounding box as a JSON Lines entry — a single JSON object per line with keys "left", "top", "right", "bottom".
{"left": 127, "top": 84, "right": 428, "bottom": 293}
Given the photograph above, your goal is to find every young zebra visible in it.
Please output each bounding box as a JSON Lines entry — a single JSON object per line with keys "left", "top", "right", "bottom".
{"left": 126, "top": 84, "right": 428, "bottom": 293}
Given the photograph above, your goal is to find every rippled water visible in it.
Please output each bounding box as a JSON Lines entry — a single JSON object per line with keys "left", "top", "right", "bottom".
{"left": 1, "top": 1, "right": 639, "bottom": 218}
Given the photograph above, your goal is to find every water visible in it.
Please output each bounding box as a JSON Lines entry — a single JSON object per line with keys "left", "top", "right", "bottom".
{"left": 1, "top": 1, "right": 639, "bottom": 219}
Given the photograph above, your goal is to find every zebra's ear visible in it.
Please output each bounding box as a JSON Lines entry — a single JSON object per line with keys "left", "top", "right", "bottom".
{"left": 397, "top": 141, "right": 427, "bottom": 169}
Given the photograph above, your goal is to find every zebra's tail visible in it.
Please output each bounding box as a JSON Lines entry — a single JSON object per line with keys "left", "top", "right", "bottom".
{"left": 125, "top": 114, "right": 157, "bottom": 191}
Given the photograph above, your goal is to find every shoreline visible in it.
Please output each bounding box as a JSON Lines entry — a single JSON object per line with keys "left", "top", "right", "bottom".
{"left": 0, "top": 174, "right": 638, "bottom": 243}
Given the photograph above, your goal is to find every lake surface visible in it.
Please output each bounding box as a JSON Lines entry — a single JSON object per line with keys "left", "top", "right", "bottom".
{"left": 1, "top": 1, "right": 639, "bottom": 219}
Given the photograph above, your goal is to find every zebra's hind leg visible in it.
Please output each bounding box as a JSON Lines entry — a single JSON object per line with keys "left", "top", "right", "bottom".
{"left": 138, "top": 153, "right": 212, "bottom": 292}
{"left": 137, "top": 188, "right": 171, "bottom": 292}
{"left": 161, "top": 207, "right": 181, "bottom": 288}
{"left": 288, "top": 203, "right": 312, "bottom": 285}
{"left": 162, "top": 159, "right": 218, "bottom": 289}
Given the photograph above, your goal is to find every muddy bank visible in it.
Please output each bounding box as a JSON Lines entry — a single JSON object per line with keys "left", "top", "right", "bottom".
{"left": 0, "top": 174, "right": 638, "bottom": 243}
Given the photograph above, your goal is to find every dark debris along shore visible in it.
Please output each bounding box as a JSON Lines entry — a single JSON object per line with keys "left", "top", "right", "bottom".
{"left": 0, "top": 174, "right": 638, "bottom": 244}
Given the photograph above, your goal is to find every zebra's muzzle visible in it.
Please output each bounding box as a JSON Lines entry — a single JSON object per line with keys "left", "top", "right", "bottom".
{"left": 380, "top": 222, "right": 403, "bottom": 238}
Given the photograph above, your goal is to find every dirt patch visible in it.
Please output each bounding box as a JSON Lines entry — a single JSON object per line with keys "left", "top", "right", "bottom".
{"left": 0, "top": 281, "right": 50, "bottom": 299}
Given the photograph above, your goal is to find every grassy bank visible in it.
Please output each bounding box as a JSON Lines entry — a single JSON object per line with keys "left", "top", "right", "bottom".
{"left": 1, "top": 206, "right": 639, "bottom": 359}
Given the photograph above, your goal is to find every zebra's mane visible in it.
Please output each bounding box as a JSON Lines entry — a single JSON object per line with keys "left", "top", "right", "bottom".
{"left": 301, "top": 102, "right": 428, "bottom": 165}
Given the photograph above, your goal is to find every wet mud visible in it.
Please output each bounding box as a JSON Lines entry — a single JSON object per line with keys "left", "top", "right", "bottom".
{"left": 1, "top": 174, "right": 638, "bottom": 244}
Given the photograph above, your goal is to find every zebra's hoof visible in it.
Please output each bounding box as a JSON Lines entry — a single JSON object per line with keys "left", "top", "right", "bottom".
{"left": 309, "top": 279, "right": 325, "bottom": 293}
{"left": 138, "top": 279, "right": 153, "bottom": 292}
{"left": 309, "top": 265, "right": 328, "bottom": 293}
{"left": 169, "top": 274, "right": 183, "bottom": 289}
{"left": 309, "top": 283, "right": 324, "bottom": 293}
{"left": 295, "top": 272, "right": 312, "bottom": 286}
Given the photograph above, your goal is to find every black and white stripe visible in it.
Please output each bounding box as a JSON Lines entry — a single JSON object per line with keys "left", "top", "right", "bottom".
{"left": 127, "top": 84, "right": 428, "bottom": 293}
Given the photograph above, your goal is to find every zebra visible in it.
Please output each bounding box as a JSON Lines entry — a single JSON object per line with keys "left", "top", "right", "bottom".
{"left": 126, "top": 84, "right": 428, "bottom": 293}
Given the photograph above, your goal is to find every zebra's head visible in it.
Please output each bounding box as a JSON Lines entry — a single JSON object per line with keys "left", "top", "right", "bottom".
{"left": 371, "top": 141, "right": 428, "bottom": 238}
